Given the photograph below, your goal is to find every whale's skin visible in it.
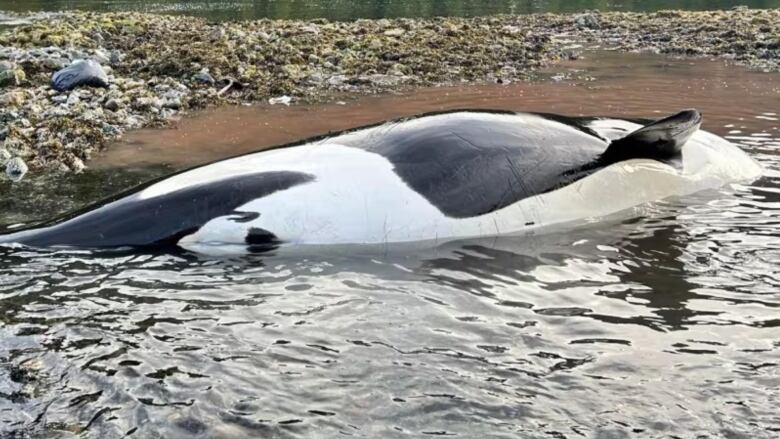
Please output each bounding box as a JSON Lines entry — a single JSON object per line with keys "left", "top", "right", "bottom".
{"left": 0, "top": 110, "right": 762, "bottom": 254}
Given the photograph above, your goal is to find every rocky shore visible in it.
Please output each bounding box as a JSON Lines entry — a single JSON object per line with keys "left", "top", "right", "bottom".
{"left": 0, "top": 7, "right": 778, "bottom": 175}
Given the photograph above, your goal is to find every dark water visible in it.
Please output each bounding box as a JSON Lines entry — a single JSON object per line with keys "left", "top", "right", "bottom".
{"left": 1, "top": 0, "right": 780, "bottom": 21}
{"left": 2, "top": 53, "right": 780, "bottom": 437}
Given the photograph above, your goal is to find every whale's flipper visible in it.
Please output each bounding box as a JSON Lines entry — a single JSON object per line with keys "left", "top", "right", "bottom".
{"left": 601, "top": 109, "right": 702, "bottom": 164}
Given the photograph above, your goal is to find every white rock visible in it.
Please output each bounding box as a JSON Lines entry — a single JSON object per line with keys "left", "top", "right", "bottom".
{"left": 383, "top": 28, "right": 405, "bottom": 37}
{"left": 268, "top": 95, "right": 292, "bottom": 106}
{"left": 92, "top": 48, "right": 110, "bottom": 64}
{"left": 66, "top": 93, "right": 80, "bottom": 106}
{"left": 5, "top": 157, "right": 28, "bottom": 182}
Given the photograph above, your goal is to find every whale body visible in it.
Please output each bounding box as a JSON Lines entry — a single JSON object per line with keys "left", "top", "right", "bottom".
{"left": 0, "top": 110, "right": 762, "bottom": 254}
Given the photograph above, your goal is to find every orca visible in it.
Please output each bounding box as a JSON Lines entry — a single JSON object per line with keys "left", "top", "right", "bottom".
{"left": 0, "top": 109, "right": 762, "bottom": 254}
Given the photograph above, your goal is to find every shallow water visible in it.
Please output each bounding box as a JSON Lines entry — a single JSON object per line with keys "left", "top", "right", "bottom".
{"left": 1, "top": 0, "right": 780, "bottom": 21}
{"left": 2, "top": 51, "right": 780, "bottom": 438}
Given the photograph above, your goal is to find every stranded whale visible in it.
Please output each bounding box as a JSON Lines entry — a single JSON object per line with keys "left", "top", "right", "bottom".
{"left": 0, "top": 109, "right": 762, "bottom": 253}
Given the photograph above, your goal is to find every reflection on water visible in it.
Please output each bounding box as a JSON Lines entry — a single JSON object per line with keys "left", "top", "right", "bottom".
{"left": 0, "top": 165, "right": 173, "bottom": 227}
{"left": 1, "top": 52, "right": 780, "bottom": 437}
{"left": 2, "top": 0, "right": 780, "bottom": 21}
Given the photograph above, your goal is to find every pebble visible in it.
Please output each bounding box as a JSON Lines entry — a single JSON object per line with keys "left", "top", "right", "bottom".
{"left": 209, "top": 27, "right": 226, "bottom": 41}
{"left": 42, "top": 57, "right": 69, "bottom": 70}
{"left": 92, "top": 48, "right": 111, "bottom": 64}
{"left": 5, "top": 157, "right": 28, "bottom": 182}
{"left": 104, "top": 98, "right": 120, "bottom": 111}
{"left": 66, "top": 93, "right": 80, "bottom": 106}
{"left": 194, "top": 70, "right": 215, "bottom": 85}
{"left": 383, "top": 28, "right": 405, "bottom": 37}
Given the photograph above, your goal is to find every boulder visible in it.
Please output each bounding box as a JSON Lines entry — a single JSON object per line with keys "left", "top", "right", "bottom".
{"left": 51, "top": 59, "right": 109, "bottom": 92}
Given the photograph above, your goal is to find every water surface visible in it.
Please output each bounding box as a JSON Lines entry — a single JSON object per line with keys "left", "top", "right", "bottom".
{"left": 1, "top": 51, "right": 780, "bottom": 438}
{"left": 1, "top": 0, "right": 780, "bottom": 21}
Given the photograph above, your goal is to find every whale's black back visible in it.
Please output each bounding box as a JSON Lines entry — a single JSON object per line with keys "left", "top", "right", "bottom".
{"left": 336, "top": 112, "right": 608, "bottom": 218}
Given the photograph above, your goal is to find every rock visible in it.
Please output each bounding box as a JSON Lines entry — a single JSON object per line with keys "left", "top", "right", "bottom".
{"left": 383, "top": 28, "right": 405, "bottom": 37}
{"left": 104, "top": 98, "right": 120, "bottom": 111}
{"left": 575, "top": 13, "right": 600, "bottom": 29}
{"left": 368, "top": 38, "right": 383, "bottom": 50}
{"left": 0, "top": 126, "right": 7, "bottom": 141}
{"left": 0, "top": 61, "right": 14, "bottom": 73}
{"left": 109, "top": 50, "right": 124, "bottom": 65}
{"left": 43, "top": 57, "right": 69, "bottom": 70}
{"left": 300, "top": 24, "right": 320, "bottom": 35}
{"left": 501, "top": 25, "right": 522, "bottom": 35}
{"left": 51, "top": 94, "right": 67, "bottom": 104}
{"left": 327, "top": 75, "right": 347, "bottom": 86}
{"left": 133, "top": 97, "right": 162, "bottom": 110}
{"left": 0, "top": 91, "right": 25, "bottom": 106}
{"left": 65, "top": 155, "right": 85, "bottom": 173}
{"left": 101, "top": 123, "right": 120, "bottom": 136}
{"left": 92, "top": 48, "right": 111, "bottom": 64}
{"left": 268, "top": 95, "right": 292, "bottom": 106}
{"left": 51, "top": 59, "right": 109, "bottom": 92}
{"left": 0, "top": 147, "right": 10, "bottom": 162}
{"left": 66, "top": 93, "right": 80, "bottom": 106}
{"left": 389, "top": 63, "right": 409, "bottom": 76}
{"left": 194, "top": 70, "right": 215, "bottom": 85}
{"left": 162, "top": 97, "right": 182, "bottom": 109}
{"left": 0, "top": 69, "right": 24, "bottom": 87}
{"left": 5, "top": 157, "right": 28, "bottom": 182}
{"left": 209, "top": 27, "right": 226, "bottom": 41}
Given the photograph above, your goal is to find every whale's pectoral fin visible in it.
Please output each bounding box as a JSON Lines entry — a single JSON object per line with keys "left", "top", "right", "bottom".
{"left": 600, "top": 109, "right": 702, "bottom": 164}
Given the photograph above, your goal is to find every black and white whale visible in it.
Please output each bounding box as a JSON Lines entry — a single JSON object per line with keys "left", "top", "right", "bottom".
{"left": 0, "top": 109, "right": 761, "bottom": 254}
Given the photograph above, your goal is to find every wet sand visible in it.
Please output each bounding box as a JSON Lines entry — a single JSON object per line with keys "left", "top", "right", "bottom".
{"left": 94, "top": 50, "right": 780, "bottom": 170}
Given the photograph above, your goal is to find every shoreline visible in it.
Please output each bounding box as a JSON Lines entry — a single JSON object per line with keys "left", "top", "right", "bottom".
{"left": 0, "top": 8, "right": 778, "bottom": 175}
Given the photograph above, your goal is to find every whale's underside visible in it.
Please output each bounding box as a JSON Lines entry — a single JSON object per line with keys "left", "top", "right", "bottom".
{"left": 0, "top": 109, "right": 716, "bottom": 251}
